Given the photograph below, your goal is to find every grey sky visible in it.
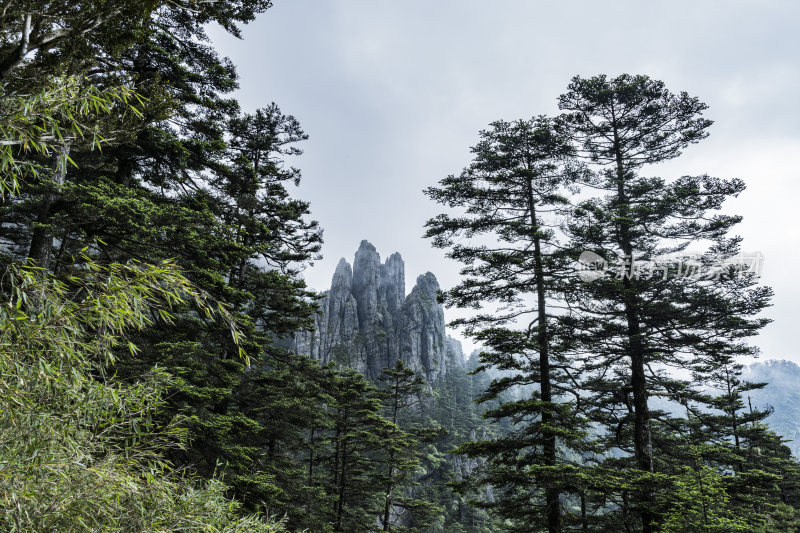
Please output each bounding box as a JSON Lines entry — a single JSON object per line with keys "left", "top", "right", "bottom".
{"left": 209, "top": 1, "right": 800, "bottom": 360}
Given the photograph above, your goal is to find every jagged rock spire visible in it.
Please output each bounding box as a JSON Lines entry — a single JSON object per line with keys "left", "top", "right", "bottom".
{"left": 285, "top": 241, "right": 448, "bottom": 381}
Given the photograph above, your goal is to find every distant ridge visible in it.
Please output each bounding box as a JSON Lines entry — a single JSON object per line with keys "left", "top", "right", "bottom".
{"left": 744, "top": 359, "right": 800, "bottom": 456}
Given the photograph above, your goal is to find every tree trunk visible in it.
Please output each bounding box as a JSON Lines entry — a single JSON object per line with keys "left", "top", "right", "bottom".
{"left": 28, "top": 145, "right": 70, "bottom": 270}
{"left": 382, "top": 462, "right": 394, "bottom": 531}
{"left": 332, "top": 418, "right": 341, "bottom": 515}
{"left": 526, "top": 176, "right": 560, "bottom": 533}
{"left": 611, "top": 114, "right": 656, "bottom": 533}
{"left": 336, "top": 440, "right": 347, "bottom": 531}
{"left": 383, "top": 383, "right": 400, "bottom": 530}
{"left": 308, "top": 426, "right": 315, "bottom": 483}
{"left": 581, "top": 491, "right": 588, "bottom": 532}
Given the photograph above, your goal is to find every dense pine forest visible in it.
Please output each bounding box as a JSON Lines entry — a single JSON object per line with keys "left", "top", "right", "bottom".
{"left": 1, "top": 2, "right": 798, "bottom": 532}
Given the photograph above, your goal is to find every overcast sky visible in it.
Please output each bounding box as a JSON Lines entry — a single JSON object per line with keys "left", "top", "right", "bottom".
{"left": 209, "top": 1, "right": 800, "bottom": 361}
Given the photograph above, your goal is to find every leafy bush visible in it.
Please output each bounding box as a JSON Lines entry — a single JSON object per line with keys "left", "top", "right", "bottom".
{"left": 0, "top": 260, "right": 285, "bottom": 532}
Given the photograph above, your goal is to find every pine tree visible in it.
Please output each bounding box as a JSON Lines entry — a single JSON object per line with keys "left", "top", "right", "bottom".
{"left": 689, "top": 358, "right": 800, "bottom": 528}
{"left": 377, "top": 360, "right": 445, "bottom": 530}
{"left": 325, "top": 366, "right": 393, "bottom": 532}
{"left": 423, "top": 350, "right": 500, "bottom": 532}
{"left": 0, "top": 0, "right": 327, "bottom": 519}
{"left": 0, "top": 78, "right": 284, "bottom": 530}
{"left": 557, "top": 73, "right": 773, "bottom": 531}
{"left": 103, "top": 100, "right": 322, "bottom": 512}
{"left": 425, "top": 117, "right": 593, "bottom": 532}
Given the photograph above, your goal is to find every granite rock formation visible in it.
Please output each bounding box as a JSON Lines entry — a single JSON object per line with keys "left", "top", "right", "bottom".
{"left": 286, "top": 241, "right": 448, "bottom": 381}
{"left": 446, "top": 335, "right": 466, "bottom": 369}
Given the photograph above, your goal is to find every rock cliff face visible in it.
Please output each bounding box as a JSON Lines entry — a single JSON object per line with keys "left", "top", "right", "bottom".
{"left": 446, "top": 335, "right": 466, "bottom": 369}
{"left": 286, "top": 241, "right": 448, "bottom": 381}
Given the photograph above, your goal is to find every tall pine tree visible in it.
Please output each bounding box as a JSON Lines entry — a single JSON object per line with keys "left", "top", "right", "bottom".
{"left": 558, "top": 73, "right": 774, "bottom": 531}
{"left": 426, "top": 117, "right": 593, "bottom": 532}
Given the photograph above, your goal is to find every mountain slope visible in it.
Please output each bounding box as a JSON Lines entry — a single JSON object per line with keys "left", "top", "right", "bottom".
{"left": 743, "top": 360, "right": 800, "bottom": 456}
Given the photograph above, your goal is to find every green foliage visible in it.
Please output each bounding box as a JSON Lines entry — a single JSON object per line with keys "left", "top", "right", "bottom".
{"left": 420, "top": 351, "right": 505, "bottom": 532}
{"left": 0, "top": 75, "right": 142, "bottom": 197}
{"left": 0, "top": 259, "right": 285, "bottom": 531}
{"left": 425, "top": 117, "right": 594, "bottom": 532}
{"left": 377, "top": 361, "right": 445, "bottom": 531}
{"left": 424, "top": 74, "right": 798, "bottom": 532}
{"left": 556, "top": 73, "right": 775, "bottom": 530}
{"left": 752, "top": 503, "right": 800, "bottom": 532}
{"left": 658, "top": 452, "right": 749, "bottom": 533}
{"left": 3, "top": 2, "right": 798, "bottom": 529}
{"left": 0, "top": 4, "right": 304, "bottom": 527}
{"left": 1, "top": 1, "right": 324, "bottom": 525}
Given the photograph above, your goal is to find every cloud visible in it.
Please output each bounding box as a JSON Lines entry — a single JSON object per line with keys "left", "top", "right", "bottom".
{"left": 208, "top": 0, "right": 800, "bottom": 359}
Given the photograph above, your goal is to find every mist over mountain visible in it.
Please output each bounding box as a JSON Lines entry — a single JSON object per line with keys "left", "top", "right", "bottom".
{"left": 744, "top": 360, "right": 800, "bottom": 456}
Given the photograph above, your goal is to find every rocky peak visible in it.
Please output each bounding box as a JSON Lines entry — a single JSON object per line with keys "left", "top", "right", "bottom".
{"left": 446, "top": 335, "right": 466, "bottom": 368}
{"left": 410, "top": 272, "right": 439, "bottom": 298}
{"left": 331, "top": 258, "right": 352, "bottom": 292}
{"left": 399, "top": 272, "right": 447, "bottom": 381}
{"left": 380, "top": 252, "right": 405, "bottom": 315}
{"left": 284, "top": 241, "right": 450, "bottom": 382}
{"left": 352, "top": 240, "right": 381, "bottom": 329}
